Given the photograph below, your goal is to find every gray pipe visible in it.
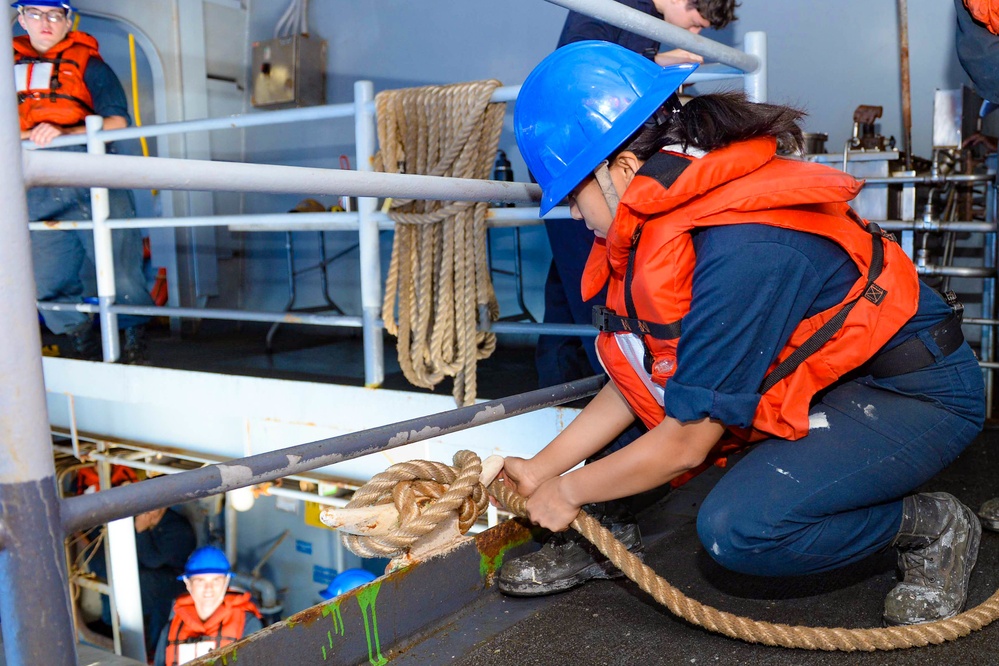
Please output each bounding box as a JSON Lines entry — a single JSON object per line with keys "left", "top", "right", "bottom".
{"left": 23, "top": 150, "right": 543, "bottom": 205}
{"left": 232, "top": 572, "right": 283, "bottom": 616}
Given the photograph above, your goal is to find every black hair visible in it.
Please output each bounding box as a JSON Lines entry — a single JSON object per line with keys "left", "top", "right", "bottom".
{"left": 692, "top": 0, "right": 739, "bottom": 29}
{"left": 620, "top": 90, "right": 806, "bottom": 161}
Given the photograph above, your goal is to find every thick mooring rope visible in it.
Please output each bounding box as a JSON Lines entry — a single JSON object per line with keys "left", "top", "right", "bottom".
{"left": 374, "top": 81, "right": 504, "bottom": 406}
{"left": 342, "top": 451, "right": 999, "bottom": 651}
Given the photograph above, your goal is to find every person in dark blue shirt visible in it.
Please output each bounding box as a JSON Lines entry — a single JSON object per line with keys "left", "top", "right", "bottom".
{"left": 13, "top": 0, "right": 153, "bottom": 363}
{"left": 956, "top": 0, "right": 999, "bottom": 106}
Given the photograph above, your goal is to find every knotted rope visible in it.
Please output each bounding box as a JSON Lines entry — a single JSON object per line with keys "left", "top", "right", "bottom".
{"left": 341, "top": 451, "right": 999, "bottom": 651}
{"left": 374, "top": 80, "right": 504, "bottom": 406}
{"left": 340, "top": 450, "right": 489, "bottom": 559}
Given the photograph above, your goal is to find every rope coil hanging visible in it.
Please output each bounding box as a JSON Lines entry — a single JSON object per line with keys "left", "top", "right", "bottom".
{"left": 340, "top": 451, "right": 999, "bottom": 652}
{"left": 374, "top": 80, "right": 504, "bottom": 406}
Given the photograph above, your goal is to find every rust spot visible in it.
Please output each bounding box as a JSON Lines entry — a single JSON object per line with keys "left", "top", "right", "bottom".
{"left": 475, "top": 518, "right": 538, "bottom": 585}
{"left": 290, "top": 602, "right": 328, "bottom": 628}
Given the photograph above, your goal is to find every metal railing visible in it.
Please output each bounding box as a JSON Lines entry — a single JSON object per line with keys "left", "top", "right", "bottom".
{"left": 23, "top": 23, "right": 768, "bottom": 389}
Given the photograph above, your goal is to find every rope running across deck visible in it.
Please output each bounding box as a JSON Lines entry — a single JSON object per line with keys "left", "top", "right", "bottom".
{"left": 375, "top": 80, "right": 504, "bottom": 406}
{"left": 340, "top": 451, "right": 999, "bottom": 651}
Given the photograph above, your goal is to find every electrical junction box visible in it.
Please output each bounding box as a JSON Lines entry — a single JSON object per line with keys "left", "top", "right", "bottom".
{"left": 251, "top": 34, "right": 327, "bottom": 109}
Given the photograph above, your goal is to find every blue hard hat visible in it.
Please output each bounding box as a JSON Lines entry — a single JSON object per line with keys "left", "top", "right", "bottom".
{"left": 11, "top": 0, "right": 75, "bottom": 12}
{"left": 179, "top": 546, "right": 232, "bottom": 580}
{"left": 319, "top": 568, "right": 377, "bottom": 600}
{"left": 515, "top": 41, "right": 697, "bottom": 216}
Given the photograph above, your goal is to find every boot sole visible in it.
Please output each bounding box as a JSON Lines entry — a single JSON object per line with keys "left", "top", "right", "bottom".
{"left": 883, "top": 502, "right": 982, "bottom": 626}
{"left": 497, "top": 547, "right": 644, "bottom": 597}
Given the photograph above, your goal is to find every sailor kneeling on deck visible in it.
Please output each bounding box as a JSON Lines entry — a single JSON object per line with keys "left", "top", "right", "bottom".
{"left": 497, "top": 41, "right": 986, "bottom": 627}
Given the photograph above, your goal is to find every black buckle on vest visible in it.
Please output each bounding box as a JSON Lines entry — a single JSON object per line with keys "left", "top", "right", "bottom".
{"left": 592, "top": 305, "right": 614, "bottom": 332}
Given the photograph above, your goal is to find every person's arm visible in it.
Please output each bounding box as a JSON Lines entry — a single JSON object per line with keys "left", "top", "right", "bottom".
{"left": 654, "top": 49, "right": 704, "bottom": 66}
{"left": 501, "top": 382, "right": 637, "bottom": 498}
{"left": 525, "top": 415, "right": 724, "bottom": 531}
{"left": 26, "top": 57, "right": 131, "bottom": 147}
{"left": 136, "top": 509, "right": 197, "bottom": 570}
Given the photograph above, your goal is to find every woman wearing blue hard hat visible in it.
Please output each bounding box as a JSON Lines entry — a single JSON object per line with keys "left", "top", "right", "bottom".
{"left": 498, "top": 40, "right": 985, "bottom": 627}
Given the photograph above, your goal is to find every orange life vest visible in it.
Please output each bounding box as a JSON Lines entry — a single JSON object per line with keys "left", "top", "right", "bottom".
{"left": 73, "top": 464, "right": 138, "bottom": 494}
{"left": 162, "top": 592, "right": 262, "bottom": 666}
{"left": 13, "top": 31, "right": 100, "bottom": 131}
{"left": 965, "top": 0, "right": 999, "bottom": 35}
{"left": 583, "top": 137, "right": 920, "bottom": 450}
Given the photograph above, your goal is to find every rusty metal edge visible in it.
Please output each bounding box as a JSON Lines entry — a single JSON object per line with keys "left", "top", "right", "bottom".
{"left": 186, "top": 519, "right": 538, "bottom": 665}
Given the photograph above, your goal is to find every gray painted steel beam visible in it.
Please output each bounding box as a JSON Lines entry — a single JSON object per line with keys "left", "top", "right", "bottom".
{"left": 0, "top": 14, "right": 77, "bottom": 666}
{"left": 183, "top": 518, "right": 539, "bottom": 666}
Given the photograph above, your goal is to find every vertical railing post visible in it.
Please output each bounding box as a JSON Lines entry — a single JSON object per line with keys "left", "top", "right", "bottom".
{"left": 354, "top": 80, "right": 384, "bottom": 387}
{"left": 106, "top": 517, "right": 147, "bottom": 660}
{"left": 97, "top": 445, "right": 146, "bottom": 660}
{"left": 743, "top": 31, "right": 767, "bottom": 103}
{"left": 983, "top": 158, "right": 997, "bottom": 418}
{"left": 0, "top": 16, "right": 77, "bottom": 666}
{"left": 86, "top": 115, "right": 121, "bottom": 362}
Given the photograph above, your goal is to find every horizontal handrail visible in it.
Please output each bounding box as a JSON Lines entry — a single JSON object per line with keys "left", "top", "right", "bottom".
{"left": 28, "top": 205, "right": 567, "bottom": 232}
{"left": 23, "top": 150, "right": 542, "bottom": 204}
{"left": 58, "top": 375, "right": 606, "bottom": 533}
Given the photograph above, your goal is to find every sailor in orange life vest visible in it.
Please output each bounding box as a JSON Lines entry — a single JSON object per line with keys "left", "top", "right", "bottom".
{"left": 12, "top": 0, "right": 154, "bottom": 363}
{"left": 497, "top": 41, "right": 986, "bottom": 626}
{"left": 154, "top": 547, "right": 262, "bottom": 666}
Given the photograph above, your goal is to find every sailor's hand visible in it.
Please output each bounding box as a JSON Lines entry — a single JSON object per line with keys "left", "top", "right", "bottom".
{"left": 28, "top": 122, "right": 66, "bottom": 147}
{"left": 654, "top": 48, "right": 703, "bottom": 66}
{"left": 525, "top": 476, "right": 580, "bottom": 533}
{"left": 499, "top": 456, "right": 544, "bottom": 498}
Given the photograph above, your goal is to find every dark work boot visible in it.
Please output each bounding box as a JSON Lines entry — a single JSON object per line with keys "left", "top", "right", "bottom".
{"left": 977, "top": 497, "right": 999, "bottom": 532}
{"left": 497, "top": 501, "right": 643, "bottom": 596}
{"left": 68, "top": 317, "right": 101, "bottom": 361}
{"left": 882, "top": 492, "right": 981, "bottom": 625}
{"left": 121, "top": 326, "right": 149, "bottom": 365}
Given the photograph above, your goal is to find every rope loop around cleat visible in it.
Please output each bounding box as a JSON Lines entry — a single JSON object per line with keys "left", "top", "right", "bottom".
{"left": 339, "top": 450, "right": 489, "bottom": 559}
